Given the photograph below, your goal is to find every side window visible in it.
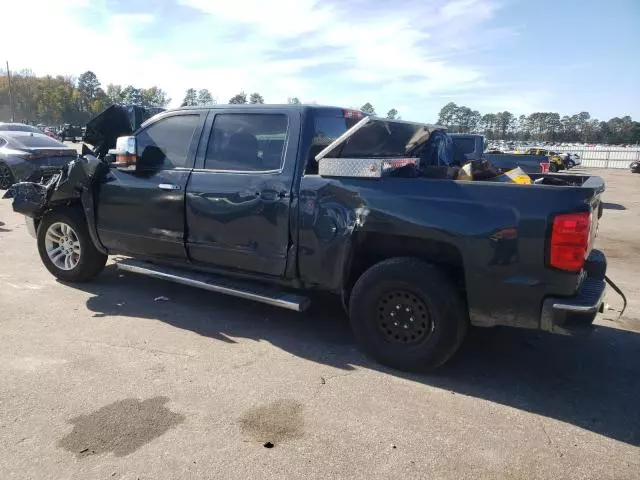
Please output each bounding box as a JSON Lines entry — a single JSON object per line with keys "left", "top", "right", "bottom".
{"left": 135, "top": 114, "right": 200, "bottom": 169}
{"left": 204, "top": 114, "right": 288, "bottom": 171}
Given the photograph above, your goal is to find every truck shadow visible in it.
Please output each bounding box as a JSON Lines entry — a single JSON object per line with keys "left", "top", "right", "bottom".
{"left": 74, "top": 266, "right": 639, "bottom": 446}
{"left": 601, "top": 202, "right": 626, "bottom": 211}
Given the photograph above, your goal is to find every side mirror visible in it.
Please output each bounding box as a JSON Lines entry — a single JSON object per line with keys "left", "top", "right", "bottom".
{"left": 108, "top": 136, "right": 137, "bottom": 171}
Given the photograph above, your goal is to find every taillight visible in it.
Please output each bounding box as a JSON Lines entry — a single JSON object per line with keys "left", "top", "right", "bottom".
{"left": 550, "top": 212, "right": 591, "bottom": 271}
{"left": 540, "top": 162, "right": 550, "bottom": 173}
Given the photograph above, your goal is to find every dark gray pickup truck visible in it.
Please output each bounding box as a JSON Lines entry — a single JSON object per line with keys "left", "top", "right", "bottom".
{"left": 4, "top": 105, "right": 614, "bottom": 372}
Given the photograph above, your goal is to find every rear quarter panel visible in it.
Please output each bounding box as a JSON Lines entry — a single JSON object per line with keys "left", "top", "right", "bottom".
{"left": 297, "top": 175, "right": 599, "bottom": 329}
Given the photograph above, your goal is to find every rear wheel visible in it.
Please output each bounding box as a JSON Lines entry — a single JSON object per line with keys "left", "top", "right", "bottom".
{"left": 0, "top": 162, "right": 15, "bottom": 189}
{"left": 549, "top": 163, "right": 559, "bottom": 173}
{"left": 349, "top": 258, "right": 468, "bottom": 372}
{"left": 37, "top": 208, "right": 107, "bottom": 282}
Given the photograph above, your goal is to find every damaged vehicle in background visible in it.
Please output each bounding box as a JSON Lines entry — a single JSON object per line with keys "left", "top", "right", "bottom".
{"left": 0, "top": 131, "right": 77, "bottom": 189}
{"left": 3, "top": 105, "right": 623, "bottom": 372}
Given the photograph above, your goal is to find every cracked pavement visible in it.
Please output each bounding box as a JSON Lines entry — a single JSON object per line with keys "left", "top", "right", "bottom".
{"left": 1, "top": 168, "right": 639, "bottom": 480}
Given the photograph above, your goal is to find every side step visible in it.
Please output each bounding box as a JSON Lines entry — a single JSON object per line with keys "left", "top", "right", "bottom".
{"left": 115, "top": 258, "right": 311, "bottom": 312}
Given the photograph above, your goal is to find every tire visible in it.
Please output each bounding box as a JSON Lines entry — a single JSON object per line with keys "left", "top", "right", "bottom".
{"left": 567, "top": 160, "right": 575, "bottom": 169}
{"left": 348, "top": 257, "right": 468, "bottom": 372}
{"left": 37, "top": 208, "right": 107, "bottom": 282}
{"left": 549, "top": 163, "right": 558, "bottom": 173}
{"left": 0, "top": 161, "right": 15, "bottom": 189}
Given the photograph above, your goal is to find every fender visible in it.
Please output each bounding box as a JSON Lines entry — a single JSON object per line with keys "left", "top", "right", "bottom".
{"left": 3, "top": 155, "right": 109, "bottom": 255}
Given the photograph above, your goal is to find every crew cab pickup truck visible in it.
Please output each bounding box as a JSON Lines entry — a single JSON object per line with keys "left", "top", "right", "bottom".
{"left": 4, "top": 105, "right": 612, "bottom": 372}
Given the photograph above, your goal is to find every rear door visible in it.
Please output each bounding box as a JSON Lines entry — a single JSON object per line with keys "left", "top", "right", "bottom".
{"left": 185, "top": 109, "right": 299, "bottom": 276}
{"left": 97, "top": 111, "right": 205, "bottom": 260}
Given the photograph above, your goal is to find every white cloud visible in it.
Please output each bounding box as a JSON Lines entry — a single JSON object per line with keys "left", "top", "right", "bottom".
{"left": 4, "top": 0, "right": 516, "bottom": 119}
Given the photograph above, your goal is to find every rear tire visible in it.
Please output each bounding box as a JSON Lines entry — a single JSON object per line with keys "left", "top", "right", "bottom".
{"left": 549, "top": 163, "right": 558, "bottom": 173}
{"left": 37, "top": 208, "right": 107, "bottom": 282}
{"left": 348, "top": 257, "right": 468, "bottom": 372}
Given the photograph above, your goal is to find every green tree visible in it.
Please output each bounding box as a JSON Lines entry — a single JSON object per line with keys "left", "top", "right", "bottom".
{"left": 181, "top": 88, "right": 198, "bottom": 107}
{"left": 77, "top": 71, "right": 101, "bottom": 112}
{"left": 90, "top": 89, "right": 110, "bottom": 116}
{"left": 360, "top": 102, "right": 376, "bottom": 115}
{"left": 121, "top": 85, "right": 142, "bottom": 105}
{"left": 249, "top": 92, "right": 264, "bottom": 104}
{"left": 287, "top": 97, "right": 301, "bottom": 105}
{"left": 437, "top": 102, "right": 458, "bottom": 128}
{"left": 386, "top": 108, "right": 399, "bottom": 120}
{"left": 481, "top": 113, "right": 498, "bottom": 139}
{"left": 495, "top": 111, "right": 515, "bottom": 139}
{"left": 229, "top": 91, "right": 248, "bottom": 104}
{"left": 142, "top": 86, "right": 170, "bottom": 107}
{"left": 105, "top": 84, "right": 124, "bottom": 104}
{"left": 196, "top": 89, "right": 214, "bottom": 105}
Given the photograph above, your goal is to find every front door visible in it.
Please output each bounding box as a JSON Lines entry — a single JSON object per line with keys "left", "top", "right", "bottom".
{"left": 97, "top": 111, "right": 204, "bottom": 260}
{"left": 185, "top": 110, "right": 297, "bottom": 277}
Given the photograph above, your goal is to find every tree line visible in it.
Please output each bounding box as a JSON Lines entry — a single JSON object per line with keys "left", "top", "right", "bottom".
{"left": 437, "top": 102, "right": 640, "bottom": 145}
{"left": 0, "top": 69, "right": 170, "bottom": 125}
{"left": 2, "top": 69, "right": 636, "bottom": 144}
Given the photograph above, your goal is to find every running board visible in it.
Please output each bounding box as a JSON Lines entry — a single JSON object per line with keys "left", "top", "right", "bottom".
{"left": 115, "top": 259, "right": 311, "bottom": 312}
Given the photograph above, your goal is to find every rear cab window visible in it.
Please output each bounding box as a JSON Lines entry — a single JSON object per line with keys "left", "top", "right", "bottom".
{"left": 308, "top": 114, "right": 452, "bottom": 172}
{"left": 305, "top": 116, "right": 361, "bottom": 174}
{"left": 451, "top": 136, "right": 479, "bottom": 164}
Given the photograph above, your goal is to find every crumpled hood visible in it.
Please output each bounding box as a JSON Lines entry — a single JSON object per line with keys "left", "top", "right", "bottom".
{"left": 84, "top": 104, "right": 164, "bottom": 158}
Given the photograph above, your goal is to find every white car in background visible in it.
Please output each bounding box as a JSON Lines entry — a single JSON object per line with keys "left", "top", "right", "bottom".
{"left": 565, "top": 153, "right": 581, "bottom": 168}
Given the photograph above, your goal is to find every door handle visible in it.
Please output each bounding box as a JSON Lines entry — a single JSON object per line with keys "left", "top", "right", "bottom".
{"left": 158, "top": 183, "right": 181, "bottom": 191}
{"left": 258, "top": 190, "right": 290, "bottom": 200}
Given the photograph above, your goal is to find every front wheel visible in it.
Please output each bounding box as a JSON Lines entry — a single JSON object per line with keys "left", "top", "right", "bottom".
{"left": 349, "top": 258, "right": 468, "bottom": 372}
{"left": 37, "top": 208, "right": 107, "bottom": 282}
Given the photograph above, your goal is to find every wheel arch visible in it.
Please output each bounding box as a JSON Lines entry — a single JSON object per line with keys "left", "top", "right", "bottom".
{"left": 342, "top": 232, "right": 466, "bottom": 308}
{"left": 40, "top": 195, "right": 107, "bottom": 255}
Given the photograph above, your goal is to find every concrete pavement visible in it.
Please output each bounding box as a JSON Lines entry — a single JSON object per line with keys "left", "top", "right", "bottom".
{"left": 0, "top": 169, "right": 638, "bottom": 479}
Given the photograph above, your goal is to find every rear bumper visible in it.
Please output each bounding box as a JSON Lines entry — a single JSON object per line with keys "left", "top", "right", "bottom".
{"left": 540, "top": 249, "right": 607, "bottom": 334}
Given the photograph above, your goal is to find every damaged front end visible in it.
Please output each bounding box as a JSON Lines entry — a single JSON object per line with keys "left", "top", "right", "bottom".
{"left": 3, "top": 154, "right": 109, "bottom": 217}
{"left": 2, "top": 155, "right": 110, "bottom": 253}
{"left": 2, "top": 103, "right": 162, "bottom": 248}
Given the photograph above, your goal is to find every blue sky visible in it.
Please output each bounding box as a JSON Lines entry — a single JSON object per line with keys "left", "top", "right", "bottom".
{"left": 5, "top": 0, "right": 639, "bottom": 121}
